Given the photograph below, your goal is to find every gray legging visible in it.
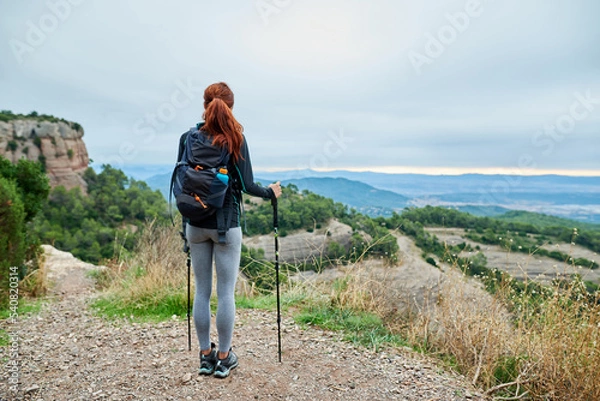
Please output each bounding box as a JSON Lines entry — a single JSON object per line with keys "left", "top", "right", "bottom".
{"left": 186, "top": 225, "right": 242, "bottom": 353}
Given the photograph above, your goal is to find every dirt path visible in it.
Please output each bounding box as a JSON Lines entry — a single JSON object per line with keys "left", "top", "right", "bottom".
{"left": 1, "top": 247, "right": 486, "bottom": 401}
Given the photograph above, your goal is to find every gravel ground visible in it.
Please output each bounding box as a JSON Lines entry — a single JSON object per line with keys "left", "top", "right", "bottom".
{"left": 1, "top": 247, "right": 486, "bottom": 401}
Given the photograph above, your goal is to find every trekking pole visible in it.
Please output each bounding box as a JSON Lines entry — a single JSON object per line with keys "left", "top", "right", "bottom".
{"left": 181, "top": 222, "right": 192, "bottom": 352}
{"left": 186, "top": 248, "right": 191, "bottom": 352}
{"left": 271, "top": 197, "right": 282, "bottom": 362}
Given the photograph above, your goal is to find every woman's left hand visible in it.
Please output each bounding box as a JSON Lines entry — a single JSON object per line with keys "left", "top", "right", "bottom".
{"left": 269, "top": 181, "right": 282, "bottom": 198}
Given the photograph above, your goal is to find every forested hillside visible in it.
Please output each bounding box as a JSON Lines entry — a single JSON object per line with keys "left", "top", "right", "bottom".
{"left": 31, "top": 165, "right": 168, "bottom": 262}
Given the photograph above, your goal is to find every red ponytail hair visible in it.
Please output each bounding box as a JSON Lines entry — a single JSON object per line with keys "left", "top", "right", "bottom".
{"left": 202, "top": 82, "right": 243, "bottom": 163}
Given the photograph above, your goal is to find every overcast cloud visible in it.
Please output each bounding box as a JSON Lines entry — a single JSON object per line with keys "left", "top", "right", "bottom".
{"left": 1, "top": 0, "right": 599, "bottom": 175}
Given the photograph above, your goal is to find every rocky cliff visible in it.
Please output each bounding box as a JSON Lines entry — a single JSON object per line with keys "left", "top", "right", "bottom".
{"left": 243, "top": 219, "right": 366, "bottom": 264}
{"left": 0, "top": 119, "right": 89, "bottom": 191}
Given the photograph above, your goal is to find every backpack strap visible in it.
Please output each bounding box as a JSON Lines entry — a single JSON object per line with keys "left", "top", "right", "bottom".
{"left": 216, "top": 188, "right": 234, "bottom": 244}
{"left": 215, "top": 145, "right": 235, "bottom": 244}
{"left": 229, "top": 163, "right": 247, "bottom": 234}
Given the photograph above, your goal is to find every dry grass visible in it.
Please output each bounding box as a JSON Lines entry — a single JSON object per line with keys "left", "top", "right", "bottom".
{"left": 20, "top": 246, "right": 49, "bottom": 298}
{"left": 331, "top": 261, "right": 395, "bottom": 317}
{"left": 516, "top": 279, "right": 600, "bottom": 400}
{"left": 96, "top": 220, "right": 189, "bottom": 316}
{"left": 330, "top": 248, "right": 600, "bottom": 400}
{"left": 408, "top": 272, "right": 516, "bottom": 390}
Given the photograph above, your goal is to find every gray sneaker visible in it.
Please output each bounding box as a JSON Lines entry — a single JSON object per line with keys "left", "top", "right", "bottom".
{"left": 214, "top": 349, "right": 238, "bottom": 378}
{"left": 199, "top": 343, "right": 217, "bottom": 375}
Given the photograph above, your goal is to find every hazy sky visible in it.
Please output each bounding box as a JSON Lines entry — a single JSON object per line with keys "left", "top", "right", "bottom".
{"left": 1, "top": 0, "right": 599, "bottom": 175}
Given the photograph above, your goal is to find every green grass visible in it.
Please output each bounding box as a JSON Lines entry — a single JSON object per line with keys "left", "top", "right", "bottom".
{"left": 295, "top": 304, "right": 407, "bottom": 351}
{"left": 91, "top": 291, "right": 189, "bottom": 323}
{"left": 493, "top": 355, "right": 525, "bottom": 385}
{"left": 236, "top": 291, "right": 308, "bottom": 311}
{"left": 1, "top": 298, "right": 44, "bottom": 349}
{"left": 91, "top": 283, "right": 309, "bottom": 323}
{"left": 0, "top": 298, "right": 44, "bottom": 320}
{"left": 0, "top": 329, "right": 8, "bottom": 347}
{"left": 238, "top": 289, "right": 407, "bottom": 352}
{"left": 236, "top": 294, "right": 279, "bottom": 310}
{"left": 91, "top": 288, "right": 401, "bottom": 353}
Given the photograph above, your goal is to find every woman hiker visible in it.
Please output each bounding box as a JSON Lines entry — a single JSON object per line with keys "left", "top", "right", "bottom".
{"left": 177, "top": 82, "right": 282, "bottom": 378}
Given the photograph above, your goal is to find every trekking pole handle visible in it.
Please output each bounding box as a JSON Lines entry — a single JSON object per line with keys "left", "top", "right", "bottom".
{"left": 271, "top": 196, "right": 278, "bottom": 229}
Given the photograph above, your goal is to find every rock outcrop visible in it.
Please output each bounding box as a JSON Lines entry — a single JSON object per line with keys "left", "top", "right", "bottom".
{"left": 0, "top": 119, "right": 89, "bottom": 191}
{"left": 243, "top": 219, "right": 361, "bottom": 264}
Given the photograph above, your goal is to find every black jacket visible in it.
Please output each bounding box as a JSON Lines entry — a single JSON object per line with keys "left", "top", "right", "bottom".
{"left": 177, "top": 125, "right": 274, "bottom": 229}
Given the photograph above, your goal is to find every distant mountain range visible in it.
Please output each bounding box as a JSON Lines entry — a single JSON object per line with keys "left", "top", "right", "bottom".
{"left": 136, "top": 172, "right": 411, "bottom": 216}
{"left": 124, "top": 166, "right": 600, "bottom": 224}
{"left": 281, "top": 177, "right": 410, "bottom": 214}
{"left": 257, "top": 169, "right": 600, "bottom": 223}
{"left": 257, "top": 169, "right": 600, "bottom": 198}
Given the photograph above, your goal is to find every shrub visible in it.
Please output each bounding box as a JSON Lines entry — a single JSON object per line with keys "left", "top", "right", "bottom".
{"left": 425, "top": 256, "right": 437, "bottom": 266}
{"left": 239, "top": 244, "right": 285, "bottom": 292}
{"left": 0, "top": 157, "right": 50, "bottom": 223}
{"left": 0, "top": 177, "right": 26, "bottom": 310}
{"left": 0, "top": 156, "right": 50, "bottom": 312}
{"left": 37, "top": 155, "right": 46, "bottom": 172}
{"left": 327, "top": 241, "right": 346, "bottom": 260}
{"left": 6, "top": 140, "right": 18, "bottom": 152}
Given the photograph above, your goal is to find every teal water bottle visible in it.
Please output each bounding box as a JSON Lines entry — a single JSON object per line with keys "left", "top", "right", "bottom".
{"left": 217, "top": 168, "right": 229, "bottom": 185}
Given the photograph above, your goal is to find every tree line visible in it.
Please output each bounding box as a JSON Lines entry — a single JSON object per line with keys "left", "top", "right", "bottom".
{"left": 0, "top": 110, "right": 83, "bottom": 131}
